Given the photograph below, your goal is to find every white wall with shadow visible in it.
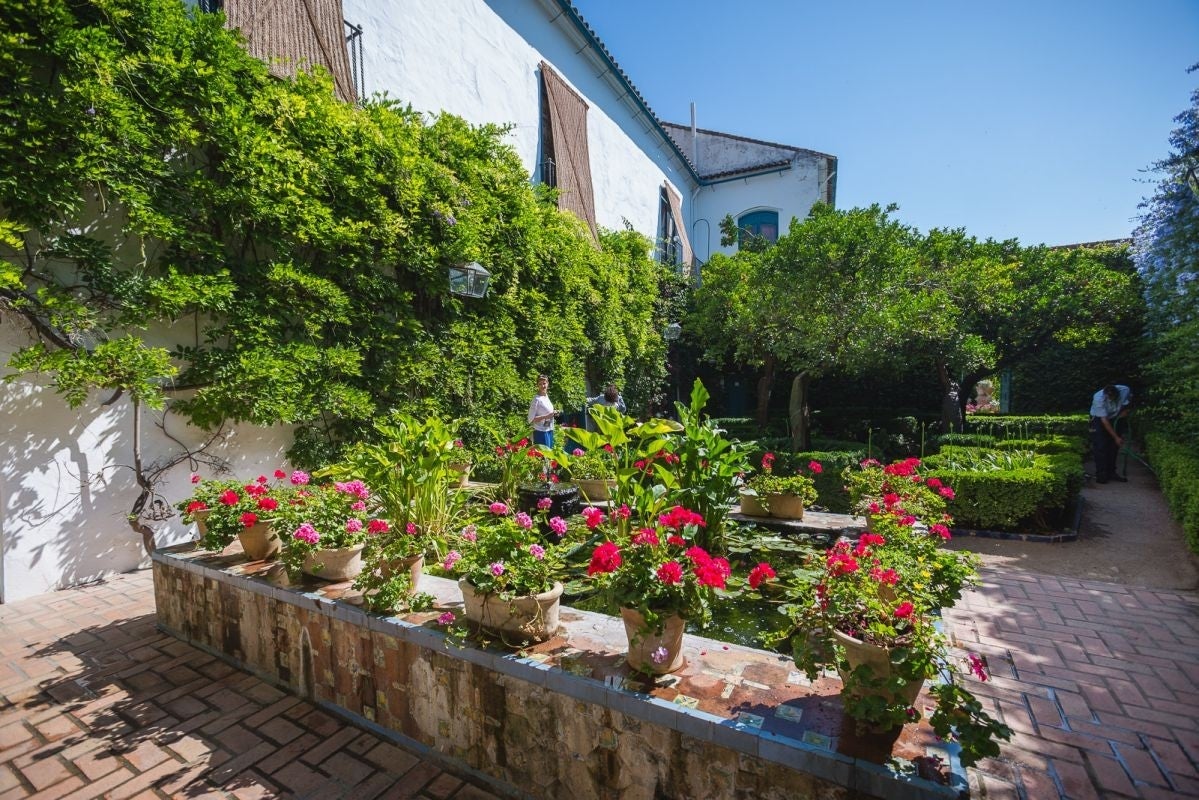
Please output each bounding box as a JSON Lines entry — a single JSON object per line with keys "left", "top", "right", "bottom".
{"left": 0, "top": 322, "right": 294, "bottom": 603}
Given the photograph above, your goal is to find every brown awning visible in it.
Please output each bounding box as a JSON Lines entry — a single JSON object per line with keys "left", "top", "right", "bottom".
{"left": 539, "top": 62, "right": 598, "bottom": 242}
{"left": 663, "top": 182, "right": 694, "bottom": 266}
{"left": 223, "top": 0, "right": 357, "bottom": 103}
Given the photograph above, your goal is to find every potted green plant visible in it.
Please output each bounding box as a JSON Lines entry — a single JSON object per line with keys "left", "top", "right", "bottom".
{"left": 584, "top": 504, "right": 737, "bottom": 674}
{"left": 760, "top": 505, "right": 1011, "bottom": 767}
{"left": 565, "top": 444, "right": 617, "bottom": 501}
{"left": 741, "top": 453, "right": 820, "bottom": 519}
{"left": 448, "top": 438, "right": 473, "bottom": 487}
{"left": 443, "top": 501, "right": 569, "bottom": 644}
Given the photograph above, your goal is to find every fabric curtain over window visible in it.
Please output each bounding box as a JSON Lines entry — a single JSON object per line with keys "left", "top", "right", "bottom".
{"left": 663, "top": 182, "right": 694, "bottom": 267}
{"left": 223, "top": 0, "right": 357, "bottom": 103}
{"left": 539, "top": 62, "right": 598, "bottom": 241}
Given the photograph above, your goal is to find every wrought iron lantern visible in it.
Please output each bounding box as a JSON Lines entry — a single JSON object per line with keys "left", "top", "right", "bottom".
{"left": 448, "top": 261, "right": 491, "bottom": 298}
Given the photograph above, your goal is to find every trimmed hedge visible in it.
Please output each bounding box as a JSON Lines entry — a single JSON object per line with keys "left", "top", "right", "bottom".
{"left": 965, "top": 414, "right": 1089, "bottom": 440}
{"left": 923, "top": 449, "right": 1084, "bottom": 531}
{"left": 935, "top": 433, "right": 997, "bottom": 449}
{"left": 993, "top": 436, "right": 1087, "bottom": 456}
{"left": 1145, "top": 432, "right": 1199, "bottom": 553}
{"left": 934, "top": 433, "right": 1085, "bottom": 456}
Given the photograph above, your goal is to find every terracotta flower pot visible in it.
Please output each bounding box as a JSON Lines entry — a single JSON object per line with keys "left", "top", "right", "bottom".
{"left": 620, "top": 607, "right": 686, "bottom": 675}
{"left": 575, "top": 478, "right": 616, "bottom": 503}
{"left": 301, "top": 543, "right": 366, "bottom": 582}
{"left": 448, "top": 462, "right": 471, "bottom": 488}
{"left": 458, "top": 579, "right": 563, "bottom": 643}
{"left": 738, "top": 492, "right": 768, "bottom": 517}
{"left": 190, "top": 508, "right": 211, "bottom": 538}
{"left": 237, "top": 521, "right": 281, "bottom": 561}
{"left": 380, "top": 553, "right": 425, "bottom": 592}
{"left": 832, "top": 629, "right": 924, "bottom": 708}
{"left": 765, "top": 492, "right": 805, "bottom": 520}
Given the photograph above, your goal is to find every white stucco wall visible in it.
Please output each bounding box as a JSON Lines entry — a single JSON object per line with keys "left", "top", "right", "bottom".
{"left": 694, "top": 155, "right": 831, "bottom": 260}
{"left": 341, "top": 0, "right": 696, "bottom": 241}
{"left": 0, "top": 320, "right": 294, "bottom": 603}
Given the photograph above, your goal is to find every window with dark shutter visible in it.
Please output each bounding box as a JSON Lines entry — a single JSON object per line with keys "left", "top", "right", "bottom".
{"left": 538, "top": 62, "right": 597, "bottom": 241}
{"left": 221, "top": 0, "right": 357, "bottom": 103}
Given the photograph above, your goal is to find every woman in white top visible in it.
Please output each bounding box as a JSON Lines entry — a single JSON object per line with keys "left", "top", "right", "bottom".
{"left": 528, "top": 374, "right": 556, "bottom": 448}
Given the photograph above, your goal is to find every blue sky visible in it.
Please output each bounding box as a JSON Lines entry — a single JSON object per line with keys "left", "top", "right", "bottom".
{"left": 572, "top": 0, "right": 1199, "bottom": 246}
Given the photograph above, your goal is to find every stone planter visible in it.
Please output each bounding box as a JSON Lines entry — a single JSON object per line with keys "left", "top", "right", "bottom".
{"left": 765, "top": 492, "right": 806, "bottom": 520}
{"left": 620, "top": 607, "right": 686, "bottom": 675}
{"left": 738, "top": 492, "right": 768, "bottom": 517}
{"left": 380, "top": 553, "right": 425, "bottom": 592}
{"left": 301, "top": 544, "right": 366, "bottom": 582}
{"left": 237, "top": 521, "right": 281, "bottom": 561}
{"left": 458, "top": 579, "right": 563, "bottom": 643}
{"left": 832, "top": 629, "right": 924, "bottom": 708}
{"left": 448, "top": 462, "right": 472, "bottom": 488}
{"left": 575, "top": 478, "right": 616, "bottom": 503}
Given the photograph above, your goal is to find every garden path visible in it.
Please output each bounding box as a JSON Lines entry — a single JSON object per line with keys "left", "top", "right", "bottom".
{"left": 945, "top": 455, "right": 1199, "bottom": 798}
{"left": 946, "top": 456, "right": 1199, "bottom": 590}
{"left": 0, "top": 572, "right": 501, "bottom": 800}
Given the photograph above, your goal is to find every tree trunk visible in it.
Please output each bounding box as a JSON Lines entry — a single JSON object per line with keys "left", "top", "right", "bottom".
{"left": 789, "top": 371, "right": 811, "bottom": 452}
{"left": 754, "top": 354, "right": 776, "bottom": 427}
{"left": 937, "top": 362, "right": 963, "bottom": 433}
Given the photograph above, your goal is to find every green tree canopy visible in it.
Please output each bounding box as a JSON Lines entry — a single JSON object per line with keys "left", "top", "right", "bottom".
{"left": 0, "top": 0, "right": 675, "bottom": 469}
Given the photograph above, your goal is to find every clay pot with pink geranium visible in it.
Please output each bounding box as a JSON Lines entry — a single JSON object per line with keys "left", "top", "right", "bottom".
{"left": 442, "top": 501, "right": 571, "bottom": 645}
{"left": 274, "top": 479, "right": 388, "bottom": 582}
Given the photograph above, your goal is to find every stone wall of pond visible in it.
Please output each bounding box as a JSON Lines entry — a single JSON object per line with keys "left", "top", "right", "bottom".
{"left": 152, "top": 549, "right": 911, "bottom": 800}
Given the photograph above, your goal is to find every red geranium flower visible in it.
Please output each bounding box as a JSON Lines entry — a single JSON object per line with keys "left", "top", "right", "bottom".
{"left": 239, "top": 512, "right": 258, "bottom": 528}
{"left": 656, "top": 561, "right": 684, "bottom": 585}
{"left": 587, "top": 541, "right": 622, "bottom": 575}
{"left": 894, "top": 601, "right": 915, "bottom": 619}
{"left": 257, "top": 497, "right": 278, "bottom": 511}
{"left": 218, "top": 489, "right": 240, "bottom": 506}
{"left": 747, "top": 562, "right": 776, "bottom": 590}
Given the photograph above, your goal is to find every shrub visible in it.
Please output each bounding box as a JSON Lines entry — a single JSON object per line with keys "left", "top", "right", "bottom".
{"left": 923, "top": 449, "right": 1083, "bottom": 531}
{"left": 1145, "top": 431, "right": 1199, "bottom": 553}
{"left": 992, "top": 436, "right": 1087, "bottom": 457}
{"left": 934, "top": 433, "right": 998, "bottom": 449}
{"left": 966, "top": 415, "right": 1089, "bottom": 441}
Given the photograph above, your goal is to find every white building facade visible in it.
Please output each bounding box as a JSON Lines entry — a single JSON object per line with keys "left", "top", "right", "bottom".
{"left": 0, "top": 0, "right": 834, "bottom": 602}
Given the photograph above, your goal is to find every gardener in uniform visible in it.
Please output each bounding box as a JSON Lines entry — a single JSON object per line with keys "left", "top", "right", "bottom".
{"left": 1088, "top": 384, "right": 1131, "bottom": 484}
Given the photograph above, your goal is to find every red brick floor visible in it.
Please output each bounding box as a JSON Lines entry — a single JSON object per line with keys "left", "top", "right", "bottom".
{"left": 0, "top": 571, "right": 502, "bottom": 799}
{"left": 946, "top": 569, "right": 1199, "bottom": 799}
{"left": 3, "top": 567, "right": 1197, "bottom": 799}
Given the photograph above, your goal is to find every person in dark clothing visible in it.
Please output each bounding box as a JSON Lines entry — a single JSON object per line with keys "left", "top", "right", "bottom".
{"left": 1088, "top": 384, "right": 1131, "bottom": 484}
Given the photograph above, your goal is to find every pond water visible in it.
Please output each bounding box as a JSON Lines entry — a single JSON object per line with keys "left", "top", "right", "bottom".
{"left": 566, "top": 523, "right": 832, "bottom": 650}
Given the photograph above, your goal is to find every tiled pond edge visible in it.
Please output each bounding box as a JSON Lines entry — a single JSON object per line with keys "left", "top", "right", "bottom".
{"left": 152, "top": 546, "right": 968, "bottom": 800}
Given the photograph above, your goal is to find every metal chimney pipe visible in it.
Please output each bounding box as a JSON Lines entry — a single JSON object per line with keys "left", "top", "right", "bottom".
{"left": 690, "top": 102, "right": 698, "bottom": 171}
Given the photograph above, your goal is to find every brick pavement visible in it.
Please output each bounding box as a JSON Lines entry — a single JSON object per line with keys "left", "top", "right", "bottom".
{"left": 2, "top": 565, "right": 1198, "bottom": 799}
{"left": 0, "top": 571, "right": 502, "bottom": 800}
{"left": 946, "top": 569, "right": 1199, "bottom": 799}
